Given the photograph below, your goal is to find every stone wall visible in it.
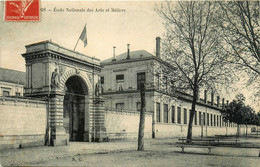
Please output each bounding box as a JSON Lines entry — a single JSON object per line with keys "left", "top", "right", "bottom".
{"left": 0, "top": 97, "right": 47, "bottom": 149}
{"left": 105, "top": 110, "right": 153, "bottom": 140}
{"left": 154, "top": 123, "right": 252, "bottom": 138}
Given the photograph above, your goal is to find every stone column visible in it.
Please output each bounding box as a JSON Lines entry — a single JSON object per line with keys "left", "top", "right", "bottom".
{"left": 89, "top": 97, "right": 107, "bottom": 142}
{"left": 49, "top": 92, "right": 67, "bottom": 146}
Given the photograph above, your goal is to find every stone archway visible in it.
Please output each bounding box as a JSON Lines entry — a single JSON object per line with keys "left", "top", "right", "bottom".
{"left": 59, "top": 69, "right": 93, "bottom": 97}
{"left": 22, "top": 40, "right": 106, "bottom": 145}
{"left": 60, "top": 69, "right": 93, "bottom": 142}
{"left": 63, "top": 75, "right": 88, "bottom": 141}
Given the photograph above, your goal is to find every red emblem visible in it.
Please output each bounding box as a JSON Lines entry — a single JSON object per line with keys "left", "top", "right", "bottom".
{"left": 5, "top": 0, "right": 40, "bottom": 21}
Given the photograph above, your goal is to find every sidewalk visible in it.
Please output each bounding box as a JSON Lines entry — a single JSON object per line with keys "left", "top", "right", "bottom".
{"left": 1, "top": 138, "right": 260, "bottom": 167}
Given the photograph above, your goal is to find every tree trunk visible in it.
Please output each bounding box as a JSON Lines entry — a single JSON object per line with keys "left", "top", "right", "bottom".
{"left": 237, "top": 124, "right": 240, "bottom": 137}
{"left": 138, "top": 83, "right": 146, "bottom": 151}
{"left": 187, "top": 87, "right": 198, "bottom": 142}
{"left": 246, "top": 124, "right": 248, "bottom": 137}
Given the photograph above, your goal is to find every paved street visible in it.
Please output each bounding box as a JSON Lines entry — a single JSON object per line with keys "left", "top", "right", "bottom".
{"left": 1, "top": 138, "right": 260, "bottom": 167}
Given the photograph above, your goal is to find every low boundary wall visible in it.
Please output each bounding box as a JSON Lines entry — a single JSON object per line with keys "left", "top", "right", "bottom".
{"left": 104, "top": 110, "right": 153, "bottom": 140}
{"left": 0, "top": 97, "right": 47, "bottom": 149}
{"left": 154, "top": 123, "right": 252, "bottom": 138}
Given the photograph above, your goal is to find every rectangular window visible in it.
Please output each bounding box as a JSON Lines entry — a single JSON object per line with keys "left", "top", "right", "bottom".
{"left": 172, "top": 106, "right": 175, "bottom": 123}
{"left": 211, "top": 114, "right": 213, "bottom": 126}
{"left": 115, "top": 103, "right": 124, "bottom": 110}
{"left": 184, "top": 108, "right": 187, "bottom": 124}
{"left": 116, "top": 74, "right": 124, "bottom": 82}
{"left": 194, "top": 111, "right": 197, "bottom": 125}
{"left": 136, "top": 102, "right": 141, "bottom": 111}
{"left": 203, "top": 112, "right": 206, "bottom": 125}
{"left": 199, "top": 112, "right": 202, "bottom": 125}
{"left": 177, "top": 107, "right": 181, "bottom": 124}
{"left": 217, "top": 115, "right": 219, "bottom": 127}
{"left": 101, "top": 76, "right": 104, "bottom": 84}
{"left": 137, "top": 72, "right": 145, "bottom": 90}
{"left": 220, "top": 116, "right": 222, "bottom": 127}
{"left": 207, "top": 113, "right": 209, "bottom": 126}
{"left": 116, "top": 74, "right": 124, "bottom": 91}
{"left": 156, "top": 102, "right": 161, "bottom": 123}
{"left": 164, "top": 104, "right": 168, "bottom": 123}
{"left": 214, "top": 115, "right": 216, "bottom": 126}
{"left": 15, "top": 92, "right": 21, "bottom": 96}
{"left": 3, "top": 91, "right": 10, "bottom": 96}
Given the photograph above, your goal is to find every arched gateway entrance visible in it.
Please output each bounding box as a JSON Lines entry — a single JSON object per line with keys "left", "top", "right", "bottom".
{"left": 22, "top": 40, "right": 107, "bottom": 146}
{"left": 63, "top": 76, "right": 88, "bottom": 141}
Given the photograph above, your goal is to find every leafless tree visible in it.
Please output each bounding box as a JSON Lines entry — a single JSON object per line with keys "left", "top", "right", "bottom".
{"left": 217, "top": 1, "right": 259, "bottom": 89}
{"left": 156, "top": 1, "right": 235, "bottom": 141}
{"left": 138, "top": 83, "right": 145, "bottom": 151}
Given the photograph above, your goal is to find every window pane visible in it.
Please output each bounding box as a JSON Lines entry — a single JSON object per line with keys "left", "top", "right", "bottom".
{"left": 116, "top": 103, "right": 124, "bottom": 110}
{"left": 164, "top": 104, "right": 168, "bottom": 123}
{"left": 136, "top": 102, "right": 141, "bottom": 111}
{"left": 203, "top": 113, "right": 206, "bottom": 125}
{"left": 156, "top": 102, "right": 160, "bottom": 122}
{"left": 207, "top": 113, "right": 209, "bottom": 126}
{"left": 137, "top": 72, "right": 145, "bottom": 90}
{"left": 211, "top": 114, "right": 213, "bottom": 126}
{"left": 172, "top": 106, "right": 175, "bottom": 123}
{"left": 194, "top": 111, "right": 197, "bottom": 125}
{"left": 199, "top": 112, "right": 201, "bottom": 125}
{"left": 184, "top": 109, "right": 187, "bottom": 124}
{"left": 177, "top": 107, "right": 181, "bottom": 124}
{"left": 101, "top": 76, "right": 104, "bottom": 84}
{"left": 3, "top": 91, "right": 10, "bottom": 96}
{"left": 217, "top": 115, "right": 219, "bottom": 127}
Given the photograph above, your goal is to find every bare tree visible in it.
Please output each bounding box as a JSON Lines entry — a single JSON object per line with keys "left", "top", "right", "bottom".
{"left": 218, "top": 1, "right": 259, "bottom": 85}
{"left": 138, "top": 83, "right": 145, "bottom": 151}
{"left": 156, "top": 1, "right": 234, "bottom": 142}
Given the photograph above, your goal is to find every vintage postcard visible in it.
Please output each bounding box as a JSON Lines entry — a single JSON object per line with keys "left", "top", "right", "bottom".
{"left": 0, "top": 0, "right": 259, "bottom": 166}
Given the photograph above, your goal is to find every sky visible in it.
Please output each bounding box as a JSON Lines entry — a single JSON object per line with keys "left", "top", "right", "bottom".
{"left": 0, "top": 1, "right": 259, "bottom": 111}
{"left": 0, "top": 1, "right": 164, "bottom": 71}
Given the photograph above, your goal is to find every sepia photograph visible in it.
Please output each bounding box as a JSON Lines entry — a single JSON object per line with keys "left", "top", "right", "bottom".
{"left": 0, "top": 0, "right": 259, "bottom": 166}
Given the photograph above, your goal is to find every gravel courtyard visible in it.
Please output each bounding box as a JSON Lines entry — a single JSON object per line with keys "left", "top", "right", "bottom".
{"left": 1, "top": 138, "right": 260, "bottom": 167}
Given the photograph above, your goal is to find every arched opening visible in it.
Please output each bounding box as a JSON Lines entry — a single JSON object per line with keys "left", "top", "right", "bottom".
{"left": 63, "top": 75, "right": 88, "bottom": 141}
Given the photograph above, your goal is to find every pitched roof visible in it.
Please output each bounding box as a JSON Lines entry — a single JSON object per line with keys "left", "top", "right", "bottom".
{"left": 0, "top": 68, "right": 26, "bottom": 85}
{"left": 101, "top": 50, "right": 154, "bottom": 63}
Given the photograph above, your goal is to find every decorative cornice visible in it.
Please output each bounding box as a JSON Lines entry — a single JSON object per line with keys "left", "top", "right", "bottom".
{"left": 22, "top": 50, "right": 102, "bottom": 71}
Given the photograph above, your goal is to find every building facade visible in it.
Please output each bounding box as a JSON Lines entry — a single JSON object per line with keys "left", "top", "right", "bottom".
{"left": 0, "top": 68, "right": 25, "bottom": 97}
{"left": 100, "top": 38, "right": 241, "bottom": 138}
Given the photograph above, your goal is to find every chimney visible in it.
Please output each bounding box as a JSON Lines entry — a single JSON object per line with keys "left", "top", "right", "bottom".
{"left": 204, "top": 90, "right": 207, "bottom": 103}
{"left": 226, "top": 100, "right": 229, "bottom": 106}
{"left": 217, "top": 96, "right": 220, "bottom": 107}
{"left": 112, "top": 46, "right": 116, "bottom": 61}
{"left": 156, "top": 37, "right": 161, "bottom": 58}
{"left": 211, "top": 91, "right": 214, "bottom": 106}
{"left": 222, "top": 98, "right": 225, "bottom": 109}
{"left": 126, "top": 44, "right": 130, "bottom": 59}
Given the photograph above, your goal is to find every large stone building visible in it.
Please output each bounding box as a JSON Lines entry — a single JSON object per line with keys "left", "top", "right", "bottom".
{"left": 100, "top": 37, "right": 241, "bottom": 138}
